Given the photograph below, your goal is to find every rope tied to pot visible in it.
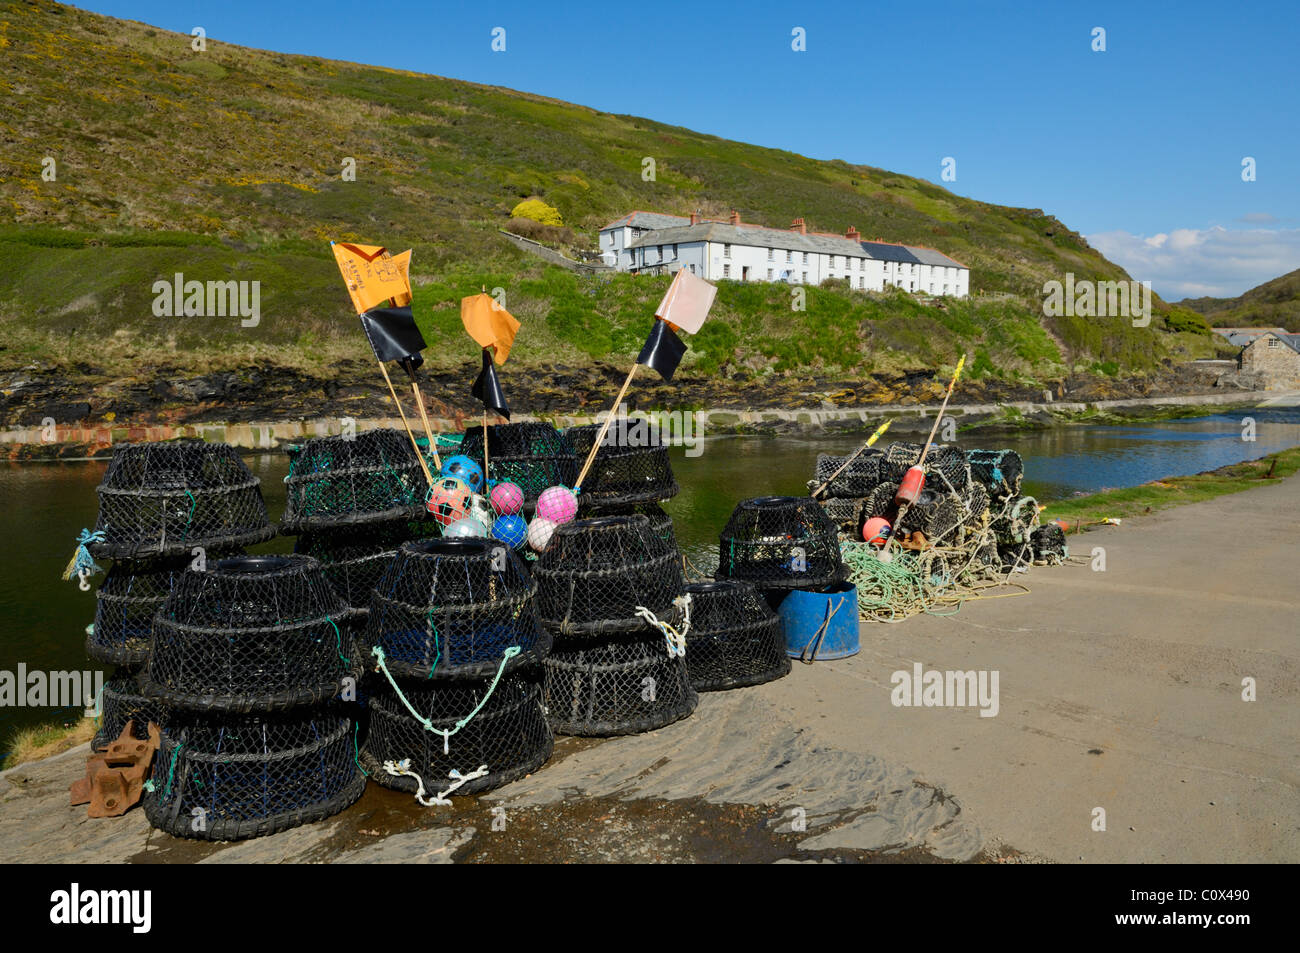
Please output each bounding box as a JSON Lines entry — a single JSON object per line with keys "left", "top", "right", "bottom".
{"left": 634, "top": 593, "right": 693, "bottom": 658}
{"left": 381, "top": 759, "right": 490, "bottom": 807}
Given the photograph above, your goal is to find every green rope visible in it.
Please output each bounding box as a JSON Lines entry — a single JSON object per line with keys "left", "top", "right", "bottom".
{"left": 181, "top": 490, "right": 197, "bottom": 538}
{"left": 425, "top": 609, "right": 441, "bottom": 678}
{"left": 154, "top": 741, "right": 184, "bottom": 799}
{"left": 325, "top": 615, "right": 350, "bottom": 669}
{"left": 371, "top": 644, "right": 521, "bottom": 754}
{"left": 353, "top": 721, "right": 369, "bottom": 778}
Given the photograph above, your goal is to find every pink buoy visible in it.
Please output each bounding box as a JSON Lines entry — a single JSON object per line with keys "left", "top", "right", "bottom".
{"left": 535, "top": 485, "right": 577, "bottom": 525}
{"left": 489, "top": 481, "right": 525, "bottom": 516}
{"left": 862, "top": 516, "right": 892, "bottom": 548}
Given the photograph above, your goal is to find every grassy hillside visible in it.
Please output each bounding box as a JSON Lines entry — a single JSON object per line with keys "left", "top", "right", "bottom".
{"left": 0, "top": 0, "right": 1217, "bottom": 393}
{"left": 1179, "top": 268, "right": 1300, "bottom": 332}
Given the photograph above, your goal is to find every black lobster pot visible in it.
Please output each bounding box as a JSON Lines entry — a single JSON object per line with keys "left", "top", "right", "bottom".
{"left": 963, "top": 481, "right": 990, "bottom": 529}
{"left": 458, "top": 422, "right": 577, "bottom": 511}
{"left": 715, "top": 496, "right": 846, "bottom": 590}
{"left": 991, "top": 494, "right": 1040, "bottom": 544}
{"left": 896, "top": 488, "right": 965, "bottom": 543}
{"left": 89, "top": 555, "right": 190, "bottom": 667}
{"left": 820, "top": 496, "right": 869, "bottom": 537}
{"left": 1031, "top": 524, "right": 1068, "bottom": 565}
{"left": 89, "top": 440, "right": 274, "bottom": 559}
{"left": 359, "top": 537, "right": 550, "bottom": 681}
{"left": 880, "top": 442, "right": 970, "bottom": 492}
{"left": 142, "top": 708, "right": 365, "bottom": 841}
{"left": 966, "top": 449, "right": 1024, "bottom": 501}
{"left": 810, "top": 449, "right": 883, "bottom": 498}
{"left": 294, "top": 521, "right": 439, "bottom": 614}
{"left": 144, "top": 555, "right": 359, "bottom": 713}
{"left": 93, "top": 668, "right": 169, "bottom": 750}
{"left": 533, "top": 515, "right": 683, "bottom": 636}
{"left": 280, "top": 429, "right": 428, "bottom": 534}
{"left": 565, "top": 421, "right": 678, "bottom": 506}
{"left": 543, "top": 629, "right": 697, "bottom": 736}
{"left": 361, "top": 669, "right": 553, "bottom": 796}
{"left": 575, "top": 500, "right": 681, "bottom": 562}
{"left": 681, "top": 580, "right": 790, "bottom": 692}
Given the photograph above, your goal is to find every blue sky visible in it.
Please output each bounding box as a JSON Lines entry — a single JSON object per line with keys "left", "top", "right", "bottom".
{"left": 69, "top": 0, "right": 1299, "bottom": 298}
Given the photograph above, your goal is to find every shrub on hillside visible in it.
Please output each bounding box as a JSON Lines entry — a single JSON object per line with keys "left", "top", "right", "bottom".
{"left": 511, "top": 198, "right": 563, "bottom": 226}
{"left": 505, "top": 217, "right": 575, "bottom": 246}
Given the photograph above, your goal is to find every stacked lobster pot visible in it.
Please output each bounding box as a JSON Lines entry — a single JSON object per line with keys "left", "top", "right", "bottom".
{"left": 358, "top": 538, "right": 554, "bottom": 800}
{"left": 141, "top": 555, "right": 366, "bottom": 840}
{"left": 535, "top": 515, "right": 697, "bottom": 735}
{"left": 716, "top": 496, "right": 853, "bottom": 661}
{"left": 809, "top": 449, "right": 885, "bottom": 538}
{"left": 681, "top": 580, "right": 790, "bottom": 691}
{"left": 281, "top": 429, "right": 436, "bottom": 615}
{"left": 458, "top": 422, "right": 578, "bottom": 515}
{"left": 84, "top": 440, "right": 275, "bottom": 750}
{"left": 965, "top": 450, "right": 1038, "bottom": 569}
{"left": 873, "top": 441, "right": 974, "bottom": 547}
{"left": 566, "top": 419, "right": 682, "bottom": 563}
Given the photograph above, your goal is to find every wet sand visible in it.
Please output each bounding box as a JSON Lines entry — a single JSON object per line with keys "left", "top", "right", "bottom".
{"left": 2, "top": 474, "right": 1295, "bottom": 863}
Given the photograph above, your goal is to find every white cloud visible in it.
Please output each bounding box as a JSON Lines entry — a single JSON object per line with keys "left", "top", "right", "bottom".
{"left": 1087, "top": 225, "right": 1300, "bottom": 300}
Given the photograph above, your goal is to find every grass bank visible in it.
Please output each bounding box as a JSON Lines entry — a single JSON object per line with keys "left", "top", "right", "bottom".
{"left": 1043, "top": 447, "right": 1300, "bottom": 529}
{"left": 1, "top": 716, "right": 94, "bottom": 771}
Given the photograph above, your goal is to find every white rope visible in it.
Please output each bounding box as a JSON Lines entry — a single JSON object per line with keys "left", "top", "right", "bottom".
{"left": 634, "top": 593, "right": 692, "bottom": 657}
{"left": 381, "top": 758, "right": 490, "bottom": 807}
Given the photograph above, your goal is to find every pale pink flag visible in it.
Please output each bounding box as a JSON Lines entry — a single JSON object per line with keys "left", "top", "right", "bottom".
{"left": 655, "top": 268, "right": 717, "bottom": 334}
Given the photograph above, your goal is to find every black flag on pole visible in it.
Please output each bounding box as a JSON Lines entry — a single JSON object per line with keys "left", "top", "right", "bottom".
{"left": 359, "top": 306, "right": 427, "bottom": 365}
{"left": 472, "top": 348, "right": 511, "bottom": 420}
{"left": 635, "top": 319, "right": 688, "bottom": 382}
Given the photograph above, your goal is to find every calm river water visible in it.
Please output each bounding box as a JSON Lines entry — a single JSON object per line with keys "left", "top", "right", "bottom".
{"left": 2, "top": 406, "right": 1297, "bottom": 743}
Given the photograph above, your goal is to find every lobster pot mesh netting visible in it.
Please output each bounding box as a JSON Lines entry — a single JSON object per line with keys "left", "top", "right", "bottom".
{"left": 715, "top": 497, "right": 846, "bottom": 590}
{"left": 998, "top": 540, "right": 1034, "bottom": 571}
{"left": 458, "top": 423, "right": 577, "bottom": 508}
{"left": 281, "top": 429, "right": 427, "bottom": 534}
{"left": 361, "top": 671, "right": 553, "bottom": 796}
{"left": 991, "top": 495, "right": 1040, "bottom": 544}
{"left": 682, "top": 580, "right": 791, "bottom": 692}
{"left": 533, "top": 515, "right": 683, "bottom": 635}
{"left": 91, "top": 440, "right": 274, "bottom": 559}
{"left": 360, "top": 538, "right": 550, "bottom": 680}
{"left": 576, "top": 500, "right": 681, "bottom": 561}
{"left": 565, "top": 422, "right": 678, "bottom": 505}
{"left": 1031, "top": 524, "right": 1068, "bottom": 565}
{"left": 810, "top": 450, "right": 884, "bottom": 498}
{"left": 90, "top": 554, "right": 210, "bottom": 667}
{"left": 897, "top": 489, "right": 965, "bottom": 543}
{"left": 143, "top": 709, "right": 365, "bottom": 841}
{"left": 543, "top": 628, "right": 698, "bottom": 736}
{"left": 880, "top": 442, "right": 970, "bottom": 492}
{"left": 966, "top": 449, "right": 1024, "bottom": 500}
{"left": 821, "top": 497, "right": 869, "bottom": 536}
{"left": 963, "top": 480, "right": 990, "bottom": 528}
{"left": 94, "top": 668, "right": 169, "bottom": 750}
{"left": 293, "top": 521, "right": 439, "bottom": 613}
{"left": 145, "top": 555, "right": 358, "bottom": 713}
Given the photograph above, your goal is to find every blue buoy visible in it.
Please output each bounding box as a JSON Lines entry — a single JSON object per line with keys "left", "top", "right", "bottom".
{"left": 773, "top": 582, "right": 859, "bottom": 661}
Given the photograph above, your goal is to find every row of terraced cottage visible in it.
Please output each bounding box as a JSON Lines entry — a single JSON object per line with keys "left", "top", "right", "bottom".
{"left": 599, "top": 210, "right": 970, "bottom": 297}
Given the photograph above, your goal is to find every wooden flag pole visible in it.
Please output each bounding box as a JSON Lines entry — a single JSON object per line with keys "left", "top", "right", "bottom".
{"left": 408, "top": 379, "right": 442, "bottom": 472}
{"left": 482, "top": 409, "right": 490, "bottom": 480}
{"left": 917, "top": 353, "right": 966, "bottom": 466}
{"left": 378, "top": 359, "right": 434, "bottom": 486}
{"left": 575, "top": 362, "right": 638, "bottom": 491}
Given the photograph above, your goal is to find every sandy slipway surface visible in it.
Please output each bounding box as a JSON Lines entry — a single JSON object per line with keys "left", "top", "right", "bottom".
{"left": 1, "top": 476, "right": 1296, "bottom": 863}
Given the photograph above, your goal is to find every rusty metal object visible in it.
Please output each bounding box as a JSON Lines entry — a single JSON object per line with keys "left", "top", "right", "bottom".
{"left": 897, "top": 530, "right": 931, "bottom": 551}
{"left": 69, "top": 720, "right": 160, "bottom": 817}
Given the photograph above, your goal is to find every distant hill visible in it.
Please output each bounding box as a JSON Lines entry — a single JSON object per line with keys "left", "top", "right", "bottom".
{"left": 0, "top": 0, "right": 1217, "bottom": 394}
{"left": 1179, "top": 268, "right": 1300, "bottom": 332}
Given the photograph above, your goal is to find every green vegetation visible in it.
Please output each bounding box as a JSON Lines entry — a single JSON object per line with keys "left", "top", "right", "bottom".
{"left": 1180, "top": 267, "right": 1300, "bottom": 332}
{"left": 1044, "top": 448, "right": 1300, "bottom": 528}
{"left": 0, "top": 0, "right": 1220, "bottom": 385}
{"left": 1, "top": 717, "right": 94, "bottom": 771}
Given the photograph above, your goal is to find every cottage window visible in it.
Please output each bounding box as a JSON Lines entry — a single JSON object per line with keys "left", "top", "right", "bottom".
{"left": 768, "top": 248, "right": 774, "bottom": 261}
{"left": 723, "top": 263, "right": 731, "bottom": 277}
{"left": 723, "top": 244, "right": 731, "bottom": 259}
{"left": 672, "top": 243, "right": 678, "bottom": 257}
{"left": 786, "top": 250, "right": 793, "bottom": 263}
{"left": 801, "top": 272, "right": 808, "bottom": 283}
{"left": 767, "top": 268, "right": 773, "bottom": 280}
{"left": 802, "top": 252, "right": 809, "bottom": 264}
{"left": 1267, "top": 337, "right": 1280, "bottom": 348}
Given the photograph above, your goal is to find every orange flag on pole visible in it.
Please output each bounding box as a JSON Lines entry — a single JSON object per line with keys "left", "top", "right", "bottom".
{"left": 460, "top": 292, "right": 520, "bottom": 364}
{"left": 331, "top": 242, "right": 410, "bottom": 314}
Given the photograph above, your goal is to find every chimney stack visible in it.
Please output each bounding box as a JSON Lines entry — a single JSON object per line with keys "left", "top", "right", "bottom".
{"left": 729, "top": 209, "right": 740, "bottom": 225}
{"left": 689, "top": 211, "right": 699, "bottom": 225}
{"left": 790, "top": 217, "right": 807, "bottom": 235}
{"left": 845, "top": 226, "right": 860, "bottom": 242}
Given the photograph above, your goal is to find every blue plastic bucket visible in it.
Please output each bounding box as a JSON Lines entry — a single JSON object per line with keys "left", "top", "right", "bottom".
{"left": 774, "top": 583, "right": 859, "bottom": 661}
